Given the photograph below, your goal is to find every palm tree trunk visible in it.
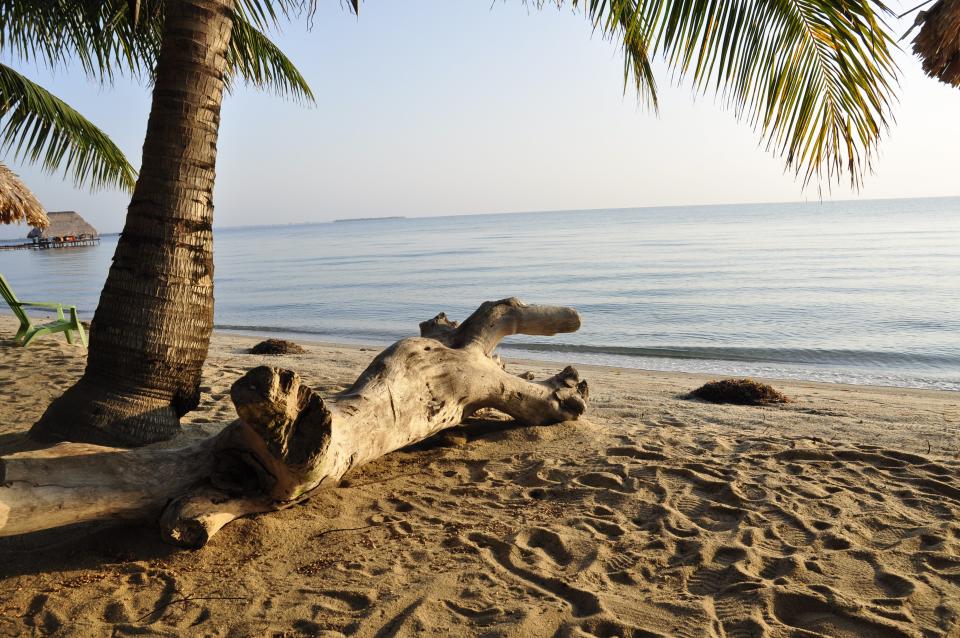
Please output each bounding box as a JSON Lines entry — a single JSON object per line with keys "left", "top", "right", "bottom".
{"left": 30, "top": 0, "right": 235, "bottom": 447}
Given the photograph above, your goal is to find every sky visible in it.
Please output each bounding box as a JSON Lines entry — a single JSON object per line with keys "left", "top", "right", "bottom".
{"left": 1, "top": 1, "right": 959, "bottom": 238}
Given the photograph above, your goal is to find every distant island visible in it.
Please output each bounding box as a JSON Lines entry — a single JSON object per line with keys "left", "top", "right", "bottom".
{"left": 333, "top": 216, "right": 406, "bottom": 223}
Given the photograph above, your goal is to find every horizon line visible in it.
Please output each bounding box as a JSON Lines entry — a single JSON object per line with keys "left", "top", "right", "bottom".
{"left": 200, "top": 193, "right": 960, "bottom": 234}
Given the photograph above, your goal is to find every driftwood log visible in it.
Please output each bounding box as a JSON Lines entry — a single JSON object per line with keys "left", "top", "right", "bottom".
{"left": 0, "top": 299, "right": 589, "bottom": 548}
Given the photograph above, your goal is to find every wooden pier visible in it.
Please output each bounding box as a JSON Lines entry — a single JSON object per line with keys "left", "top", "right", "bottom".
{"left": 0, "top": 237, "right": 100, "bottom": 251}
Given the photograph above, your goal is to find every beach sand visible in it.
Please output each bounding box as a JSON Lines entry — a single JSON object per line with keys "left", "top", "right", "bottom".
{"left": 1, "top": 315, "right": 959, "bottom": 637}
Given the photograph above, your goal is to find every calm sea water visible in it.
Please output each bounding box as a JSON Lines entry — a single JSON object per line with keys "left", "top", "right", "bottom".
{"left": 2, "top": 198, "right": 959, "bottom": 390}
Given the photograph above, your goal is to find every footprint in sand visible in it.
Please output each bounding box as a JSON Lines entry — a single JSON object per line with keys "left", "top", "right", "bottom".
{"left": 873, "top": 570, "right": 916, "bottom": 599}
{"left": 591, "top": 505, "right": 616, "bottom": 518}
{"left": 387, "top": 497, "right": 415, "bottom": 513}
{"left": 760, "top": 505, "right": 816, "bottom": 549}
{"left": 517, "top": 527, "right": 574, "bottom": 566}
{"left": 710, "top": 544, "right": 749, "bottom": 566}
{"left": 821, "top": 532, "right": 853, "bottom": 550}
{"left": 921, "top": 552, "right": 960, "bottom": 585}
{"left": 309, "top": 590, "right": 375, "bottom": 615}
{"left": 759, "top": 555, "right": 803, "bottom": 580}
{"left": 575, "top": 617, "right": 668, "bottom": 638}
{"left": 463, "top": 532, "right": 602, "bottom": 618}
{"left": 604, "top": 549, "right": 640, "bottom": 578}
{"left": 687, "top": 562, "right": 758, "bottom": 598}
{"left": 574, "top": 471, "right": 634, "bottom": 493}
{"left": 576, "top": 517, "right": 626, "bottom": 540}
{"left": 772, "top": 590, "right": 914, "bottom": 638}
{"left": 23, "top": 594, "right": 62, "bottom": 634}
{"left": 605, "top": 446, "right": 668, "bottom": 462}
{"left": 442, "top": 599, "right": 503, "bottom": 625}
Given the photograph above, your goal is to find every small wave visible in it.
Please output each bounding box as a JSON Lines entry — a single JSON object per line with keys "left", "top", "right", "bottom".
{"left": 498, "top": 342, "right": 960, "bottom": 370}
{"left": 215, "top": 324, "right": 959, "bottom": 372}
{"left": 215, "top": 323, "right": 406, "bottom": 344}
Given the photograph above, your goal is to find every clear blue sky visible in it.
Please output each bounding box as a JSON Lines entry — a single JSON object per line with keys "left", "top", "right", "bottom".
{"left": 1, "top": 1, "right": 958, "bottom": 238}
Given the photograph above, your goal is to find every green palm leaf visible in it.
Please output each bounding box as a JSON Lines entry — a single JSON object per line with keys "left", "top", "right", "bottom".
{"left": 548, "top": 0, "right": 898, "bottom": 186}
{"left": 0, "top": 1, "right": 154, "bottom": 81}
{"left": 228, "top": 4, "right": 315, "bottom": 102}
{"left": 570, "top": 0, "right": 661, "bottom": 108}
{"left": 0, "top": 63, "right": 136, "bottom": 191}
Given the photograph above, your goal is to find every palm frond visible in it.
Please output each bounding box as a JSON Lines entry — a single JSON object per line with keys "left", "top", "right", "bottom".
{"left": 569, "top": 0, "right": 660, "bottom": 108}
{"left": 239, "top": 0, "right": 289, "bottom": 29}
{"left": 642, "top": 0, "right": 897, "bottom": 186}
{"left": 0, "top": 63, "right": 137, "bottom": 192}
{"left": 229, "top": 5, "right": 315, "bottom": 103}
{"left": 238, "top": 0, "right": 335, "bottom": 29}
{"left": 541, "top": 0, "right": 898, "bottom": 186}
{"left": 0, "top": 0, "right": 156, "bottom": 80}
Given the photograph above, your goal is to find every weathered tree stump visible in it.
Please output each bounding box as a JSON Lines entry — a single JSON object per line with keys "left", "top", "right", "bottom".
{"left": 1, "top": 299, "right": 589, "bottom": 548}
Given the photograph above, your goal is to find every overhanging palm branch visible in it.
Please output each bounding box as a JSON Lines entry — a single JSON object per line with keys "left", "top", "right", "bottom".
{"left": 0, "top": 1, "right": 142, "bottom": 81}
{"left": 236, "top": 0, "right": 360, "bottom": 29}
{"left": 229, "top": 20, "right": 313, "bottom": 101}
{"left": 230, "top": 4, "right": 315, "bottom": 101}
{"left": 0, "top": 64, "right": 136, "bottom": 191}
{"left": 548, "top": 0, "right": 898, "bottom": 186}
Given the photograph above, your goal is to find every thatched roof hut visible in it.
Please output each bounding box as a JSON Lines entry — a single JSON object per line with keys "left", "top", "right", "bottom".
{"left": 27, "top": 211, "right": 98, "bottom": 240}
{"left": 0, "top": 162, "right": 48, "bottom": 228}
{"left": 912, "top": 0, "right": 960, "bottom": 86}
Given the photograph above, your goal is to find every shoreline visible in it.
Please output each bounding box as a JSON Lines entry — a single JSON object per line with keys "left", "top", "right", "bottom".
{"left": 1, "top": 314, "right": 956, "bottom": 453}
{"left": 2, "top": 308, "right": 957, "bottom": 396}
{"left": 4, "top": 304, "right": 958, "bottom": 392}
{"left": 1, "top": 308, "right": 956, "bottom": 399}
{"left": 205, "top": 328, "right": 960, "bottom": 457}
{"left": 213, "top": 325, "right": 960, "bottom": 396}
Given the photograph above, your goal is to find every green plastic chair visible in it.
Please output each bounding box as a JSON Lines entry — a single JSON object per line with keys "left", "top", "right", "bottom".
{"left": 0, "top": 274, "right": 87, "bottom": 347}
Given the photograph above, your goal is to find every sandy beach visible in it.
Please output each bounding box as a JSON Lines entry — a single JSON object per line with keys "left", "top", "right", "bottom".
{"left": 1, "top": 314, "right": 959, "bottom": 637}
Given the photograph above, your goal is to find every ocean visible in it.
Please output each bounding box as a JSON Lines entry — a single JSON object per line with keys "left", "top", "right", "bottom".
{"left": 2, "top": 197, "right": 959, "bottom": 391}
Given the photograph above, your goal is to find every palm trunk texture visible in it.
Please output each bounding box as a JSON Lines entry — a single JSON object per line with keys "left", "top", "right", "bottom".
{"left": 30, "top": 0, "right": 235, "bottom": 447}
